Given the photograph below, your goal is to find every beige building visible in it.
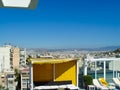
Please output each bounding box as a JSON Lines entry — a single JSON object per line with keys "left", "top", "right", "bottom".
{"left": 12, "top": 47, "right": 20, "bottom": 70}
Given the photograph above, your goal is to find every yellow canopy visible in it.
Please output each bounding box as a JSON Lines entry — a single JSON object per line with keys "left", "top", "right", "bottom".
{"left": 30, "top": 58, "right": 79, "bottom": 65}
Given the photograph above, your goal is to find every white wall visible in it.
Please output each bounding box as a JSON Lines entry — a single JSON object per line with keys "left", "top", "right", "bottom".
{"left": 20, "top": 49, "right": 26, "bottom": 66}
{"left": 0, "top": 47, "right": 11, "bottom": 72}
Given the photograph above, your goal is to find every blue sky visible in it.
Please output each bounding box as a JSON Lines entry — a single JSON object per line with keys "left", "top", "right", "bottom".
{"left": 0, "top": 0, "right": 120, "bottom": 48}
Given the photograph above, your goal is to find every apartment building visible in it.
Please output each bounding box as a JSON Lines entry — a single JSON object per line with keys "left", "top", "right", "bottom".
{"left": 20, "top": 67, "right": 29, "bottom": 90}
{"left": 0, "top": 45, "right": 11, "bottom": 72}
{"left": 0, "top": 70, "right": 15, "bottom": 90}
{"left": 6, "top": 71, "right": 15, "bottom": 90}
{"left": 0, "top": 45, "right": 26, "bottom": 89}
{"left": 20, "top": 48, "right": 27, "bottom": 67}
{"left": 0, "top": 45, "right": 20, "bottom": 72}
{"left": 12, "top": 47, "right": 20, "bottom": 70}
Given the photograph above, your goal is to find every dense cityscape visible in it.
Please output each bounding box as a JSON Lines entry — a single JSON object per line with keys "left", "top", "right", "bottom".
{"left": 0, "top": 44, "right": 120, "bottom": 90}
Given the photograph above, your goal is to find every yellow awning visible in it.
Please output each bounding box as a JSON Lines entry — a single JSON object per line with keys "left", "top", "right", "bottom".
{"left": 30, "top": 58, "right": 79, "bottom": 65}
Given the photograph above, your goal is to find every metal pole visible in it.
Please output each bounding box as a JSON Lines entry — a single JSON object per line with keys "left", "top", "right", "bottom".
{"left": 30, "top": 64, "right": 33, "bottom": 90}
{"left": 95, "top": 61, "right": 97, "bottom": 79}
{"left": 77, "top": 60, "right": 79, "bottom": 87}
{"left": 104, "top": 61, "right": 106, "bottom": 80}
{"left": 113, "top": 61, "right": 115, "bottom": 78}
{"left": 84, "top": 61, "right": 87, "bottom": 75}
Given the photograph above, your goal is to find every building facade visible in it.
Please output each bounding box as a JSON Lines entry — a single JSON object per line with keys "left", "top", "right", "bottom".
{"left": 0, "top": 45, "right": 11, "bottom": 72}
{"left": 20, "top": 67, "right": 29, "bottom": 90}
{"left": 0, "top": 45, "right": 20, "bottom": 72}
{"left": 6, "top": 71, "right": 15, "bottom": 90}
{"left": 20, "top": 48, "right": 27, "bottom": 67}
{"left": 12, "top": 47, "right": 20, "bottom": 70}
{"left": 0, "top": 45, "right": 26, "bottom": 89}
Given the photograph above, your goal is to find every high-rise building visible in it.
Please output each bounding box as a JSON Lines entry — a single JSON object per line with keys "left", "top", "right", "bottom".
{"left": 0, "top": 45, "right": 11, "bottom": 72}
{"left": 0, "top": 45, "right": 27, "bottom": 89}
{"left": 12, "top": 47, "right": 20, "bottom": 70}
{"left": 0, "top": 45, "right": 21, "bottom": 72}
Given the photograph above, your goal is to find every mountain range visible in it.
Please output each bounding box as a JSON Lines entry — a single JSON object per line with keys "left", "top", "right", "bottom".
{"left": 27, "top": 46, "right": 120, "bottom": 52}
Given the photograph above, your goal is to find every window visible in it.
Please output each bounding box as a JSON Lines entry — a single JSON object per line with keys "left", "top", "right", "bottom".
{"left": 7, "top": 74, "right": 13, "bottom": 78}
{"left": 9, "top": 81, "right": 13, "bottom": 84}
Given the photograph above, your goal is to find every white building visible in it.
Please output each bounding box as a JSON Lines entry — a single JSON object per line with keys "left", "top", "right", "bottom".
{"left": 0, "top": 45, "right": 27, "bottom": 89}
{"left": 6, "top": 70, "right": 16, "bottom": 90}
{"left": 0, "top": 45, "right": 11, "bottom": 72}
{"left": 20, "top": 48, "right": 27, "bottom": 67}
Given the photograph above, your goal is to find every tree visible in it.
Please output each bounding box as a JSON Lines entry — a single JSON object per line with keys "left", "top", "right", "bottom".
{"left": 26, "top": 55, "right": 32, "bottom": 65}
{"left": 14, "top": 68, "right": 19, "bottom": 82}
{"left": 83, "top": 75, "right": 93, "bottom": 89}
{"left": 0, "top": 85, "right": 9, "bottom": 90}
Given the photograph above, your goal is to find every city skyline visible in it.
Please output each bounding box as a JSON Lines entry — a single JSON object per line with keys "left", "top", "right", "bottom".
{"left": 1, "top": 0, "right": 120, "bottom": 48}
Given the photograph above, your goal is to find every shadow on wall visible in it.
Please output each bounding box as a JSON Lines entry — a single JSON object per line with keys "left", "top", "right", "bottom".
{"left": 55, "top": 61, "right": 75, "bottom": 80}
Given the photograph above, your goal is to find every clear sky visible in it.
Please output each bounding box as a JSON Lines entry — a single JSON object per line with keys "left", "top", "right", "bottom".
{"left": 0, "top": 0, "right": 120, "bottom": 48}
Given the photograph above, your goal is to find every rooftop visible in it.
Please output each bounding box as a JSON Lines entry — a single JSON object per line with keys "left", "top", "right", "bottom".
{"left": 30, "top": 58, "right": 79, "bottom": 64}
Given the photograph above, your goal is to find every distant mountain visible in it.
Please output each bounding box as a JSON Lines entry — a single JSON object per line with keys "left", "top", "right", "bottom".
{"left": 94, "top": 46, "right": 120, "bottom": 51}
{"left": 26, "top": 46, "right": 120, "bottom": 52}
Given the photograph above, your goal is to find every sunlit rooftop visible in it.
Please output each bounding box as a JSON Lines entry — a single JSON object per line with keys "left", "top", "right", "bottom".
{"left": 30, "top": 58, "right": 79, "bottom": 64}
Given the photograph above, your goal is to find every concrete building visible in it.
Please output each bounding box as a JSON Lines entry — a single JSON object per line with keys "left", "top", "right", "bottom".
{"left": 0, "top": 70, "right": 15, "bottom": 90}
{"left": 0, "top": 45, "right": 20, "bottom": 72}
{"left": 20, "top": 48, "right": 27, "bottom": 67}
{"left": 0, "top": 45, "right": 26, "bottom": 89}
{"left": 0, "top": 45, "right": 11, "bottom": 72}
{"left": 6, "top": 71, "right": 15, "bottom": 90}
{"left": 20, "top": 67, "right": 29, "bottom": 90}
{"left": 12, "top": 47, "right": 20, "bottom": 70}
